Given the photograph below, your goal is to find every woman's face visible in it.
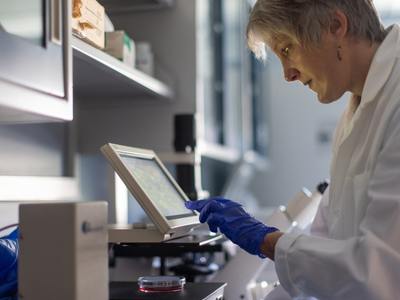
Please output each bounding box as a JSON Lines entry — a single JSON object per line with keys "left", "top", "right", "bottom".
{"left": 270, "top": 32, "right": 351, "bottom": 103}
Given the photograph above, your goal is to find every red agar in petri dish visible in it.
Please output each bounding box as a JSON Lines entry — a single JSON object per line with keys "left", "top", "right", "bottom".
{"left": 138, "top": 276, "right": 186, "bottom": 293}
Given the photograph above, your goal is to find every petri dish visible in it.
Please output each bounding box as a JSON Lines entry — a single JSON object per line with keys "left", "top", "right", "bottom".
{"left": 138, "top": 276, "right": 186, "bottom": 293}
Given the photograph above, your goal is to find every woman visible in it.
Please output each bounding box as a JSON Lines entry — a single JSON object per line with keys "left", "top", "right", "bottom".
{"left": 186, "top": 0, "right": 400, "bottom": 298}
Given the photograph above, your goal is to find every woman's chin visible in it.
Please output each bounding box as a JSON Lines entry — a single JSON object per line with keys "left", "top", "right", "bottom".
{"left": 317, "top": 90, "right": 341, "bottom": 104}
{"left": 317, "top": 94, "right": 332, "bottom": 104}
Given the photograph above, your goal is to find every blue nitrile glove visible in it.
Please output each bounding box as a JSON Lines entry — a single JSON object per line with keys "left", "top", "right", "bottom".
{"left": 185, "top": 197, "right": 279, "bottom": 257}
{"left": 0, "top": 228, "right": 18, "bottom": 299}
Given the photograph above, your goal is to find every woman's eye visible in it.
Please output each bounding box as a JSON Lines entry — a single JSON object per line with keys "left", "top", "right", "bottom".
{"left": 281, "top": 46, "right": 290, "bottom": 57}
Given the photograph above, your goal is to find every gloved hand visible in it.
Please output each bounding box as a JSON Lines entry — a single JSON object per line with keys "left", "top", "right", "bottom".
{"left": 0, "top": 228, "right": 18, "bottom": 299}
{"left": 185, "top": 197, "right": 279, "bottom": 257}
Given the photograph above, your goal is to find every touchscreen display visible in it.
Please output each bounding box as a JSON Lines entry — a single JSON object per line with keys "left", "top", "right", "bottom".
{"left": 120, "top": 155, "right": 195, "bottom": 220}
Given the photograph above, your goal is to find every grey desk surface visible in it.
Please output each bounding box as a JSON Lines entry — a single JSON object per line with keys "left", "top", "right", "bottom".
{"left": 110, "top": 281, "right": 226, "bottom": 300}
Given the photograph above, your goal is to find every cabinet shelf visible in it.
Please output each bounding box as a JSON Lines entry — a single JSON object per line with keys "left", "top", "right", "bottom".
{"left": 158, "top": 143, "right": 269, "bottom": 168}
{"left": 72, "top": 36, "right": 174, "bottom": 100}
{"left": 0, "top": 176, "right": 79, "bottom": 201}
{"left": 98, "top": 0, "right": 175, "bottom": 13}
{"left": 198, "top": 141, "right": 241, "bottom": 163}
{"left": 159, "top": 141, "right": 241, "bottom": 165}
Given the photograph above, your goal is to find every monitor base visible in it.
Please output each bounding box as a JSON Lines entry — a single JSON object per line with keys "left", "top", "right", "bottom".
{"left": 108, "top": 224, "right": 173, "bottom": 243}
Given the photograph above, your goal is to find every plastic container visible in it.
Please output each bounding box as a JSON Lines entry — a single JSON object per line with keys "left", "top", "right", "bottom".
{"left": 138, "top": 276, "right": 186, "bottom": 293}
{"left": 135, "top": 42, "right": 154, "bottom": 76}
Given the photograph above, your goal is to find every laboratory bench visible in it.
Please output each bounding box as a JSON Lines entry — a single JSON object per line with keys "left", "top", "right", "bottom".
{"left": 110, "top": 281, "right": 226, "bottom": 300}
{"left": 111, "top": 234, "right": 225, "bottom": 257}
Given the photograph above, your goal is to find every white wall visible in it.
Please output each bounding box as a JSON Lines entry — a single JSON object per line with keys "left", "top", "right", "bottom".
{"left": 251, "top": 55, "right": 347, "bottom": 206}
{"left": 0, "top": 123, "right": 66, "bottom": 176}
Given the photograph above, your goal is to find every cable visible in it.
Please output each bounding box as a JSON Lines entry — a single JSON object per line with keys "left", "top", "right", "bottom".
{"left": 0, "top": 223, "right": 18, "bottom": 234}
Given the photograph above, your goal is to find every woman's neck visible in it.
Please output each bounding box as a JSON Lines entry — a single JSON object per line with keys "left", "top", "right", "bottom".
{"left": 349, "top": 40, "right": 381, "bottom": 97}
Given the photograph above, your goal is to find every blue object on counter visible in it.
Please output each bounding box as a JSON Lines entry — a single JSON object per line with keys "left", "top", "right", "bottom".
{"left": 0, "top": 228, "right": 18, "bottom": 299}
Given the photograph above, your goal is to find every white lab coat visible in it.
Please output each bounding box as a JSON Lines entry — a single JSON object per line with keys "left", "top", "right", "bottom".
{"left": 274, "top": 24, "right": 400, "bottom": 300}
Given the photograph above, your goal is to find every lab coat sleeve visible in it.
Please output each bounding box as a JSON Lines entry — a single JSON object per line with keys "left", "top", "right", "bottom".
{"left": 274, "top": 108, "right": 400, "bottom": 299}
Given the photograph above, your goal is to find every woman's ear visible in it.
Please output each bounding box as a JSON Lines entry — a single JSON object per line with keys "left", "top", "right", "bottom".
{"left": 330, "top": 9, "right": 348, "bottom": 39}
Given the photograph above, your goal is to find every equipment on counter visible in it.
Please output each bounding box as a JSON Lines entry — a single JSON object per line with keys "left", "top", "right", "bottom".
{"left": 0, "top": 227, "right": 18, "bottom": 299}
{"left": 18, "top": 202, "right": 108, "bottom": 300}
{"left": 137, "top": 275, "right": 185, "bottom": 293}
{"left": 101, "top": 143, "right": 201, "bottom": 243}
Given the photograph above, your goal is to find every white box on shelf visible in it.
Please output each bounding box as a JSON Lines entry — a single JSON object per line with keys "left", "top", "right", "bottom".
{"left": 72, "top": 0, "right": 105, "bottom": 49}
{"left": 105, "top": 31, "right": 135, "bottom": 68}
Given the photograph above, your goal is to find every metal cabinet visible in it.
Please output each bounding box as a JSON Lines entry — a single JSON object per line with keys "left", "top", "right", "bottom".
{"left": 0, "top": 0, "right": 72, "bottom": 122}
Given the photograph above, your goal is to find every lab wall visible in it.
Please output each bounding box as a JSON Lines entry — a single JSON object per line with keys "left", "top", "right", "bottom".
{"left": 0, "top": 123, "right": 67, "bottom": 176}
{"left": 0, "top": 123, "right": 70, "bottom": 226}
{"left": 250, "top": 54, "right": 347, "bottom": 206}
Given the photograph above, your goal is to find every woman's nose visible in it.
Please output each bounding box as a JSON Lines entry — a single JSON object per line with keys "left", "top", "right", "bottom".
{"left": 284, "top": 67, "right": 300, "bottom": 82}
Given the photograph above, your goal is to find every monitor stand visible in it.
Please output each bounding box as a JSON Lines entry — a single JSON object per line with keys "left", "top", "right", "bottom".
{"left": 108, "top": 223, "right": 224, "bottom": 245}
{"left": 108, "top": 223, "right": 174, "bottom": 243}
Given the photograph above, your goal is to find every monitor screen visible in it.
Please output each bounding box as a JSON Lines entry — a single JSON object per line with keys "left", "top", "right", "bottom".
{"left": 120, "top": 154, "right": 195, "bottom": 220}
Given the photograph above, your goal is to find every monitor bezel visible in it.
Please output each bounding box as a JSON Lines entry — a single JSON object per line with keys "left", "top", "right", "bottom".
{"left": 101, "top": 143, "right": 199, "bottom": 236}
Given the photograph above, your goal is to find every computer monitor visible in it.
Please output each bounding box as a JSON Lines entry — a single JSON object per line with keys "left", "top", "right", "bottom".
{"left": 101, "top": 143, "right": 200, "bottom": 238}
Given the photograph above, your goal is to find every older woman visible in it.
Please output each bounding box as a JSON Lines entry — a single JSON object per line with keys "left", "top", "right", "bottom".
{"left": 186, "top": 0, "right": 400, "bottom": 298}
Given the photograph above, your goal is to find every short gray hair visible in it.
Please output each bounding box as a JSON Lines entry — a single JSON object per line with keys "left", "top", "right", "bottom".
{"left": 247, "top": 0, "right": 386, "bottom": 59}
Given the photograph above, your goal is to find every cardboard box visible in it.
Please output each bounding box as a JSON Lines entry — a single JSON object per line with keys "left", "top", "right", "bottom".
{"left": 105, "top": 31, "right": 135, "bottom": 68}
{"left": 72, "top": 0, "right": 105, "bottom": 49}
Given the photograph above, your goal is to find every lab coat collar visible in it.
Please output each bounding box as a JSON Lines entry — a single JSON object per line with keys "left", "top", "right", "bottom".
{"left": 359, "top": 24, "right": 399, "bottom": 109}
{"left": 337, "top": 24, "right": 399, "bottom": 146}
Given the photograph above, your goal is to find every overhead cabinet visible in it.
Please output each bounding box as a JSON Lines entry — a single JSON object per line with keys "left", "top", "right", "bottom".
{"left": 0, "top": 0, "right": 72, "bottom": 122}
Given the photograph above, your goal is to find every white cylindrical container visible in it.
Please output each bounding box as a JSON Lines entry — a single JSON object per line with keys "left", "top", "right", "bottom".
{"left": 136, "top": 42, "right": 154, "bottom": 77}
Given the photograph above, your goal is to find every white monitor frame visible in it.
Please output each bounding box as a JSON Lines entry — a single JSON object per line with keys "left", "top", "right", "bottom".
{"left": 101, "top": 143, "right": 200, "bottom": 237}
